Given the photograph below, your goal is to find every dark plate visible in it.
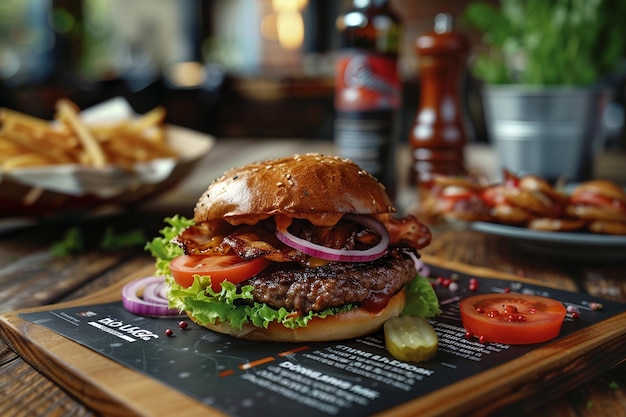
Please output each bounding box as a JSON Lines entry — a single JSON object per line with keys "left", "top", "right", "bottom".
{"left": 471, "top": 221, "right": 626, "bottom": 262}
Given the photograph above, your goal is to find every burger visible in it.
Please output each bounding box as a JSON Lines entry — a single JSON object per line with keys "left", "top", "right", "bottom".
{"left": 566, "top": 179, "right": 626, "bottom": 235}
{"left": 147, "top": 153, "right": 439, "bottom": 342}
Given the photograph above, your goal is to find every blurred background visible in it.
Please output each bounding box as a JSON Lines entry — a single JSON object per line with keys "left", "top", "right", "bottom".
{"left": 0, "top": 0, "right": 625, "bottom": 148}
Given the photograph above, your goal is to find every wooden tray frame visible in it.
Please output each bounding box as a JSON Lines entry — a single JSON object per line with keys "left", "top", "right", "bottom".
{"left": 1, "top": 256, "right": 625, "bottom": 417}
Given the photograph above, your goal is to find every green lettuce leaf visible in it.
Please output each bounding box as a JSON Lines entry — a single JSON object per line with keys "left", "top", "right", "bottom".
{"left": 402, "top": 274, "right": 442, "bottom": 318}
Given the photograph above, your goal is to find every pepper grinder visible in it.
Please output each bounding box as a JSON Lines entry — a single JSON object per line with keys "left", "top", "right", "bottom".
{"left": 409, "top": 13, "right": 469, "bottom": 185}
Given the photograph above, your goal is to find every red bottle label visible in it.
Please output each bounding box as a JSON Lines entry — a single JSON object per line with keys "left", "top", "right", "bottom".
{"left": 335, "top": 52, "right": 400, "bottom": 112}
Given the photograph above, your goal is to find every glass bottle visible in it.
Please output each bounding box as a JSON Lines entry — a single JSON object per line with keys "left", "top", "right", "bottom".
{"left": 334, "top": 0, "right": 401, "bottom": 196}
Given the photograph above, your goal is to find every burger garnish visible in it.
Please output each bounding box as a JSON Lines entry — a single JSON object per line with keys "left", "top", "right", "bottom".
{"left": 146, "top": 154, "right": 439, "bottom": 342}
{"left": 420, "top": 169, "right": 626, "bottom": 235}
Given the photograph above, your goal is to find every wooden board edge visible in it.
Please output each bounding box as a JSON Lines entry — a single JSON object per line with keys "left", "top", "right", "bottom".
{"left": 1, "top": 256, "right": 624, "bottom": 417}
{"left": 0, "top": 313, "right": 229, "bottom": 417}
{"left": 377, "top": 311, "right": 626, "bottom": 416}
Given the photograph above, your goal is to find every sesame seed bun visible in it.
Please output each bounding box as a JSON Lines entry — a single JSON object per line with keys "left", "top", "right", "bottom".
{"left": 194, "top": 153, "right": 396, "bottom": 227}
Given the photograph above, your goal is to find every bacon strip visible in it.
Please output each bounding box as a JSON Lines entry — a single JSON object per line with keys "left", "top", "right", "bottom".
{"left": 173, "top": 215, "right": 431, "bottom": 262}
{"left": 383, "top": 215, "right": 431, "bottom": 250}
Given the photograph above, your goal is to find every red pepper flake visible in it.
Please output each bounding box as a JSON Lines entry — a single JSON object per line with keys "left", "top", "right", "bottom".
{"left": 590, "top": 302, "right": 603, "bottom": 311}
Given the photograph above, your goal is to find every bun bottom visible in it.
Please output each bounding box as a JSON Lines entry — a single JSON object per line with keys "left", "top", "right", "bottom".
{"left": 187, "top": 290, "right": 406, "bottom": 342}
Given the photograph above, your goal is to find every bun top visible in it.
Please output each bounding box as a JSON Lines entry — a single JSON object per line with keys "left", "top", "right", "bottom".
{"left": 194, "top": 154, "right": 396, "bottom": 227}
{"left": 571, "top": 179, "right": 626, "bottom": 204}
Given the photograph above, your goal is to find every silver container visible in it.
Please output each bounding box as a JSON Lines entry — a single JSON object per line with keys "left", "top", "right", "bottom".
{"left": 482, "top": 85, "right": 609, "bottom": 181}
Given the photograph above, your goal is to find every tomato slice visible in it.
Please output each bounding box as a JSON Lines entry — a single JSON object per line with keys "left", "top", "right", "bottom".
{"left": 170, "top": 254, "right": 270, "bottom": 292}
{"left": 459, "top": 293, "right": 567, "bottom": 345}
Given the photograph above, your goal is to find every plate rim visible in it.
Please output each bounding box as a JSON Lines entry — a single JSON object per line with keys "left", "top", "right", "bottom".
{"left": 470, "top": 221, "right": 626, "bottom": 247}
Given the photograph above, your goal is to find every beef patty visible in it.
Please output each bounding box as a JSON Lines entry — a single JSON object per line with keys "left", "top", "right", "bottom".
{"left": 243, "top": 249, "right": 416, "bottom": 313}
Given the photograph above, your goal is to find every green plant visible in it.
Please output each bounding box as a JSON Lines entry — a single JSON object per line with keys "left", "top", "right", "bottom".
{"left": 463, "top": 0, "right": 626, "bottom": 85}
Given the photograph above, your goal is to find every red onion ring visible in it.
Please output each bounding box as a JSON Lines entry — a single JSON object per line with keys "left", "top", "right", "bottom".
{"left": 405, "top": 250, "right": 430, "bottom": 277}
{"left": 122, "top": 275, "right": 182, "bottom": 317}
{"left": 275, "top": 214, "right": 389, "bottom": 262}
{"left": 142, "top": 280, "right": 168, "bottom": 305}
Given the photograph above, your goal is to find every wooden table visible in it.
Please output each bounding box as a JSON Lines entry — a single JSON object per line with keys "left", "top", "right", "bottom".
{"left": 1, "top": 138, "right": 625, "bottom": 416}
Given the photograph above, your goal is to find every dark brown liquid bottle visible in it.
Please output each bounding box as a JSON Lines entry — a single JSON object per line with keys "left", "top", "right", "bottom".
{"left": 334, "top": 0, "right": 401, "bottom": 197}
{"left": 409, "top": 13, "right": 469, "bottom": 185}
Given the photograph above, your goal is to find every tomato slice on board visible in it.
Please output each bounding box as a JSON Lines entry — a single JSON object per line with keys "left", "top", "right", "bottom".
{"left": 459, "top": 293, "right": 567, "bottom": 345}
{"left": 170, "top": 255, "right": 270, "bottom": 292}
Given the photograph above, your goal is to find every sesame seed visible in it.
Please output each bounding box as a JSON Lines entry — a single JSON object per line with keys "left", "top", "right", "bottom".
{"left": 276, "top": 181, "right": 284, "bottom": 187}
{"left": 266, "top": 165, "right": 273, "bottom": 169}
{"left": 285, "top": 173, "right": 291, "bottom": 179}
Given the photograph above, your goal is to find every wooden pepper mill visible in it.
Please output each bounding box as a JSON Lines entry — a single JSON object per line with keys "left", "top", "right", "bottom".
{"left": 409, "top": 13, "right": 469, "bottom": 185}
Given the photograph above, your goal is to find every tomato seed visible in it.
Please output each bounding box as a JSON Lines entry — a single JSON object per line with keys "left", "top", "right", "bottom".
{"left": 464, "top": 330, "right": 473, "bottom": 340}
{"left": 571, "top": 312, "right": 580, "bottom": 320}
{"left": 165, "top": 329, "right": 174, "bottom": 337}
{"left": 504, "top": 305, "right": 518, "bottom": 314}
{"left": 479, "top": 335, "right": 487, "bottom": 344}
{"left": 178, "top": 321, "right": 188, "bottom": 329}
{"left": 503, "top": 288, "right": 511, "bottom": 293}
{"left": 475, "top": 306, "right": 485, "bottom": 314}
{"left": 487, "top": 310, "right": 499, "bottom": 318}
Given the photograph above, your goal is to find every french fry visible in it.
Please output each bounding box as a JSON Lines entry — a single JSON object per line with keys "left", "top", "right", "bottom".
{"left": 128, "top": 106, "right": 166, "bottom": 138}
{"left": 1, "top": 129, "right": 75, "bottom": 164}
{"left": 56, "top": 99, "right": 108, "bottom": 167}
{"left": 2, "top": 154, "right": 58, "bottom": 170}
{"left": 0, "top": 99, "right": 176, "bottom": 172}
{"left": 0, "top": 107, "right": 56, "bottom": 131}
